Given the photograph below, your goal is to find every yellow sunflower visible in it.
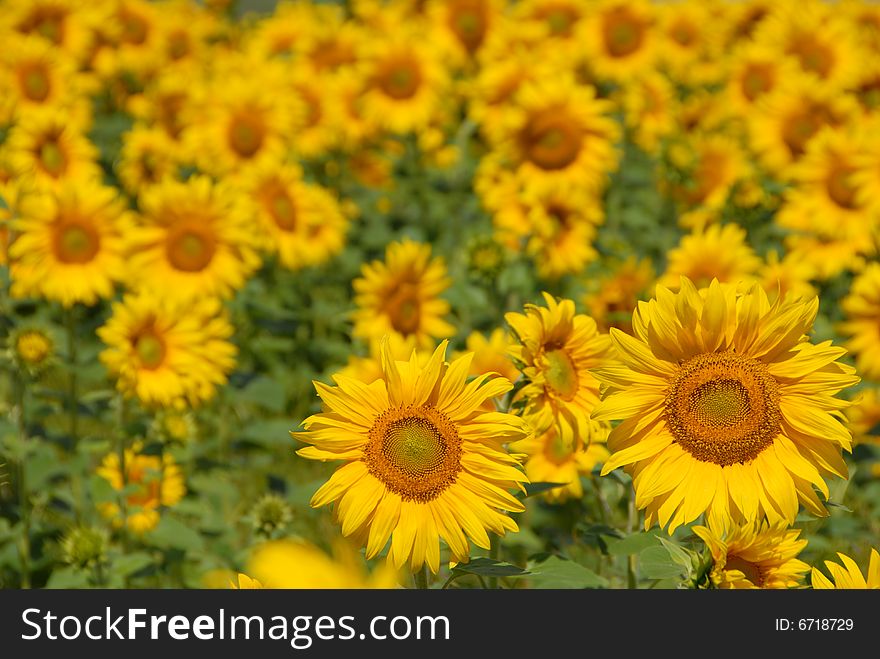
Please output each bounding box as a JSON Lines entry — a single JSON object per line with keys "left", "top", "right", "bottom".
{"left": 510, "top": 419, "right": 609, "bottom": 503}
{"left": 1, "top": 0, "right": 97, "bottom": 65}
{"left": 97, "top": 442, "right": 186, "bottom": 534}
{"left": 839, "top": 264, "right": 880, "bottom": 382}
{"left": 459, "top": 328, "right": 520, "bottom": 385}
{"left": 579, "top": 0, "right": 658, "bottom": 83}
{"left": 724, "top": 44, "right": 799, "bottom": 120}
{"left": 4, "top": 109, "right": 101, "bottom": 190}
{"left": 659, "top": 224, "right": 762, "bottom": 290}
{"left": 427, "top": 0, "right": 503, "bottom": 65}
{"left": 583, "top": 256, "right": 655, "bottom": 334}
{"left": 98, "top": 292, "right": 237, "bottom": 409}
{"left": 492, "top": 76, "right": 620, "bottom": 196}
{"left": 845, "top": 388, "right": 880, "bottom": 447}
{"left": 693, "top": 521, "right": 810, "bottom": 589}
{"left": 506, "top": 293, "right": 615, "bottom": 448}
{"left": 116, "top": 125, "right": 181, "bottom": 195}
{"left": 595, "top": 278, "right": 858, "bottom": 532}
{"left": 239, "top": 163, "right": 347, "bottom": 271}
{"left": 811, "top": 549, "right": 880, "bottom": 589}
{"left": 656, "top": 1, "right": 723, "bottom": 87}
{"left": 352, "top": 239, "right": 455, "bottom": 349}
{"left": 295, "top": 340, "right": 530, "bottom": 574}
{"left": 758, "top": 249, "right": 817, "bottom": 302}
{"left": 359, "top": 33, "right": 450, "bottom": 135}
{"left": 783, "top": 232, "right": 867, "bottom": 283}
{"left": 10, "top": 180, "right": 130, "bottom": 307}
{"left": 243, "top": 539, "right": 399, "bottom": 589}
{"left": 126, "top": 176, "right": 261, "bottom": 302}
{"left": 1, "top": 34, "right": 82, "bottom": 117}
{"left": 617, "top": 71, "right": 677, "bottom": 155}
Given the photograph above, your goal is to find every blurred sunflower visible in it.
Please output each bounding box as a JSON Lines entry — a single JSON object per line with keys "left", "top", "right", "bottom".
{"left": 244, "top": 539, "right": 399, "bottom": 589}
{"left": 510, "top": 419, "right": 609, "bottom": 503}
{"left": 10, "top": 180, "right": 130, "bottom": 307}
{"left": 126, "top": 176, "right": 261, "bottom": 302}
{"left": 583, "top": 256, "right": 655, "bottom": 334}
{"left": 839, "top": 264, "right": 880, "bottom": 382}
{"left": 845, "top": 388, "right": 880, "bottom": 447}
{"left": 693, "top": 521, "right": 810, "bottom": 589}
{"left": 506, "top": 293, "right": 614, "bottom": 448}
{"left": 725, "top": 44, "right": 798, "bottom": 120}
{"left": 595, "top": 279, "right": 858, "bottom": 532}
{"left": 811, "top": 549, "right": 880, "bottom": 589}
{"left": 580, "top": 0, "right": 657, "bottom": 83}
{"left": 98, "top": 293, "right": 237, "bottom": 409}
{"left": 296, "top": 340, "right": 530, "bottom": 574}
{"left": 459, "top": 328, "right": 520, "bottom": 385}
{"left": 617, "top": 71, "right": 677, "bottom": 155}
{"left": 97, "top": 442, "right": 186, "bottom": 534}
{"left": 2, "top": 35, "right": 82, "bottom": 116}
{"left": 116, "top": 125, "right": 181, "bottom": 195}
{"left": 241, "top": 163, "right": 347, "bottom": 271}
{"left": 353, "top": 239, "right": 454, "bottom": 349}
{"left": 1, "top": 0, "right": 97, "bottom": 65}
{"left": 784, "top": 232, "right": 866, "bottom": 283}
{"left": 427, "top": 0, "right": 502, "bottom": 64}
{"left": 757, "top": 249, "right": 817, "bottom": 302}
{"left": 659, "top": 224, "right": 761, "bottom": 290}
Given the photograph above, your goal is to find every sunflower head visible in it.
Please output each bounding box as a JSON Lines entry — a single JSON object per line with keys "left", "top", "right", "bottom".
{"left": 9, "top": 325, "right": 56, "bottom": 375}
{"left": 811, "top": 549, "right": 880, "bottom": 589}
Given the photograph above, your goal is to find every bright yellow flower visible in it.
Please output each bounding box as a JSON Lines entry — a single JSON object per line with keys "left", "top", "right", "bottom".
{"left": 244, "top": 539, "right": 400, "bottom": 589}
{"left": 694, "top": 521, "right": 810, "bottom": 589}
{"left": 583, "top": 256, "right": 655, "bottom": 334}
{"left": 352, "top": 239, "right": 455, "bottom": 349}
{"left": 617, "top": 71, "right": 677, "bottom": 155}
{"left": 845, "top": 388, "right": 880, "bottom": 448}
{"left": 595, "top": 278, "right": 858, "bottom": 532}
{"left": 96, "top": 442, "right": 186, "bottom": 534}
{"left": 506, "top": 293, "right": 614, "bottom": 448}
{"left": 758, "top": 249, "right": 817, "bottom": 302}
{"left": 126, "top": 176, "right": 261, "bottom": 302}
{"left": 10, "top": 180, "right": 130, "bottom": 307}
{"left": 116, "top": 125, "right": 181, "bottom": 195}
{"left": 98, "top": 293, "right": 237, "bottom": 409}
{"left": 296, "top": 340, "right": 530, "bottom": 573}
{"left": 839, "top": 264, "right": 880, "bottom": 382}
{"left": 459, "top": 328, "right": 520, "bottom": 385}
{"left": 811, "top": 549, "right": 880, "bottom": 589}
{"left": 579, "top": 0, "right": 658, "bottom": 83}
{"left": 660, "top": 224, "right": 761, "bottom": 290}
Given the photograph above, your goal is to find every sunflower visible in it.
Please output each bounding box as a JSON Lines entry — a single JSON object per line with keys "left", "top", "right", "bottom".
{"left": 352, "top": 239, "right": 455, "bottom": 349}
{"left": 229, "top": 574, "right": 263, "bottom": 589}
{"left": 724, "top": 44, "right": 799, "bottom": 120}
{"left": 96, "top": 442, "right": 186, "bottom": 534}
{"left": 339, "top": 334, "right": 429, "bottom": 385}
{"left": 9, "top": 325, "right": 56, "bottom": 376}
{"left": 506, "top": 293, "right": 614, "bottom": 448}
{"left": 2, "top": 35, "right": 81, "bottom": 116}
{"left": 579, "top": 0, "right": 658, "bottom": 83}
{"left": 659, "top": 224, "right": 762, "bottom": 290}
{"left": 4, "top": 109, "right": 101, "bottom": 190}
{"left": 776, "top": 126, "right": 875, "bottom": 249}
{"left": 510, "top": 419, "right": 609, "bottom": 503}
{"left": 459, "top": 328, "right": 520, "bottom": 385}
{"left": 1, "top": 0, "right": 97, "bottom": 65}
{"left": 243, "top": 539, "right": 399, "bottom": 589}
{"left": 583, "top": 256, "right": 655, "bottom": 334}
{"left": 656, "top": 1, "right": 723, "bottom": 87}
{"left": 98, "top": 293, "right": 237, "bottom": 409}
{"left": 493, "top": 76, "right": 619, "bottom": 196}
{"left": 92, "top": 0, "right": 164, "bottom": 83}
{"left": 287, "top": 66, "right": 342, "bottom": 159}
{"left": 359, "top": 33, "right": 450, "bottom": 135}
{"left": 617, "top": 71, "right": 677, "bottom": 155}
{"left": 845, "top": 388, "right": 880, "bottom": 447}
{"left": 784, "top": 232, "right": 867, "bottom": 283}
{"left": 693, "top": 521, "right": 810, "bottom": 589}
{"left": 295, "top": 340, "right": 530, "bottom": 574}
{"left": 758, "top": 249, "right": 817, "bottom": 302}
{"left": 240, "top": 163, "right": 347, "bottom": 271}
{"left": 839, "top": 264, "right": 880, "bottom": 382}
{"left": 595, "top": 278, "right": 858, "bottom": 532}
{"left": 753, "top": 0, "right": 861, "bottom": 93}
{"left": 811, "top": 549, "right": 880, "bottom": 589}
{"left": 116, "top": 125, "right": 181, "bottom": 195}
{"left": 9, "top": 180, "right": 130, "bottom": 307}
{"left": 748, "top": 77, "right": 858, "bottom": 179}
{"left": 126, "top": 176, "right": 261, "bottom": 302}
{"left": 427, "top": 0, "right": 503, "bottom": 64}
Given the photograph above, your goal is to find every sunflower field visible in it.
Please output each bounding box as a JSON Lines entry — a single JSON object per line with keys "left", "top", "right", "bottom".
{"left": 1, "top": 0, "right": 879, "bottom": 593}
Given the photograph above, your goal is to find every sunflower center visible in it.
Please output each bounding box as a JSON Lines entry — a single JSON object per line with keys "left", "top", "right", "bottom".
{"left": 54, "top": 222, "right": 100, "bottom": 264}
{"left": 385, "top": 282, "right": 422, "bottom": 335}
{"left": 134, "top": 330, "right": 166, "bottom": 370}
{"left": 826, "top": 164, "right": 859, "bottom": 210}
{"left": 449, "top": 0, "right": 488, "bottom": 51}
{"left": 365, "top": 405, "right": 462, "bottom": 502}
{"left": 20, "top": 65, "right": 50, "bottom": 102}
{"left": 670, "top": 20, "right": 697, "bottom": 46}
{"left": 665, "top": 352, "right": 780, "bottom": 466}
{"left": 544, "top": 348, "right": 578, "bottom": 400}
{"left": 521, "top": 109, "right": 583, "bottom": 170}
{"left": 782, "top": 104, "right": 833, "bottom": 158}
{"left": 228, "top": 114, "right": 266, "bottom": 158}
{"left": 39, "top": 139, "right": 67, "bottom": 177}
{"left": 725, "top": 555, "right": 765, "bottom": 587}
{"left": 20, "top": 8, "right": 66, "bottom": 44}
{"left": 603, "top": 9, "right": 645, "bottom": 57}
{"left": 167, "top": 30, "right": 190, "bottom": 60}
{"left": 536, "top": 6, "right": 579, "bottom": 37}
{"left": 125, "top": 461, "right": 162, "bottom": 507}
{"left": 166, "top": 227, "right": 216, "bottom": 272}
{"left": 546, "top": 429, "right": 575, "bottom": 464}
{"left": 268, "top": 190, "right": 297, "bottom": 231}
{"left": 120, "top": 10, "right": 148, "bottom": 45}
{"left": 741, "top": 64, "right": 774, "bottom": 101}
{"left": 787, "top": 36, "right": 834, "bottom": 77}
{"left": 377, "top": 56, "right": 422, "bottom": 100}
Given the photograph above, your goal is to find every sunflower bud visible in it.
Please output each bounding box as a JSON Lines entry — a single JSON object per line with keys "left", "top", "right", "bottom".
{"left": 61, "top": 526, "right": 108, "bottom": 571}
{"left": 251, "top": 494, "right": 293, "bottom": 538}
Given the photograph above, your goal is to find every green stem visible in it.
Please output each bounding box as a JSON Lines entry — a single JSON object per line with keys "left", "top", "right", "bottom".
{"left": 488, "top": 535, "right": 500, "bottom": 589}
{"left": 66, "top": 308, "right": 79, "bottom": 443}
{"left": 116, "top": 394, "right": 129, "bottom": 545}
{"left": 13, "top": 375, "right": 31, "bottom": 589}
{"left": 626, "top": 489, "right": 638, "bottom": 589}
{"left": 413, "top": 564, "right": 429, "bottom": 590}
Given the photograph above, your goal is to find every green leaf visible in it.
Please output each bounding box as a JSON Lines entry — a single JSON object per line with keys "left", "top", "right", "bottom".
{"left": 234, "top": 376, "right": 286, "bottom": 413}
{"left": 452, "top": 557, "right": 529, "bottom": 578}
{"left": 241, "top": 418, "right": 300, "bottom": 447}
{"left": 146, "top": 516, "right": 205, "bottom": 552}
{"left": 606, "top": 531, "right": 662, "bottom": 556}
{"left": 114, "top": 552, "right": 154, "bottom": 577}
{"left": 640, "top": 545, "right": 689, "bottom": 581}
{"left": 46, "top": 567, "right": 91, "bottom": 589}
{"left": 657, "top": 536, "right": 693, "bottom": 571}
{"left": 525, "top": 556, "right": 607, "bottom": 589}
